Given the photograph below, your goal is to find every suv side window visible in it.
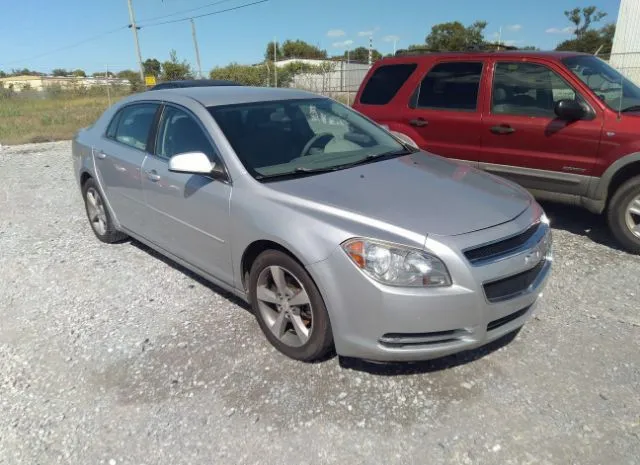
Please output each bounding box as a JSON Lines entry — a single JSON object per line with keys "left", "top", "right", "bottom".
{"left": 113, "top": 103, "right": 159, "bottom": 151}
{"left": 492, "top": 62, "right": 577, "bottom": 117}
{"left": 416, "top": 62, "right": 483, "bottom": 111}
{"left": 106, "top": 111, "right": 121, "bottom": 139}
{"left": 155, "top": 106, "right": 218, "bottom": 162}
{"left": 359, "top": 64, "right": 417, "bottom": 105}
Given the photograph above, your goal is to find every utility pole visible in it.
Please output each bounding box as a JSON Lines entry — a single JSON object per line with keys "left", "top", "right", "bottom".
{"left": 368, "top": 36, "right": 373, "bottom": 65}
{"left": 190, "top": 18, "right": 203, "bottom": 79}
{"left": 273, "top": 37, "right": 278, "bottom": 87}
{"left": 392, "top": 38, "right": 398, "bottom": 56}
{"left": 105, "top": 65, "right": 111, "bottom": 106}
{"left": 126, "top": 0, "right": 145, "bottom": 82}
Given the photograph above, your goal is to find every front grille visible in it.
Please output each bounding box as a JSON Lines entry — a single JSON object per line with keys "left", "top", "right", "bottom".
{"left": 484, "top": 260, "right": 546, "bottom": 303}
{"left": 465, "top": 223, "right": 541, "bottom": 265}
{"left": 379, "top": 329, "right": 468, "bottom": 347}
{"left": 487, "top": 305, "right": 531, "bottom": 331}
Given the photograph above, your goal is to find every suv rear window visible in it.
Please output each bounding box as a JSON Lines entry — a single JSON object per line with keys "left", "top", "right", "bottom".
{"left": 359, "top": 64, "right": 417, "bottom": 105}
{"left": 416, "top": 62, "right": 483, "bottom": 111}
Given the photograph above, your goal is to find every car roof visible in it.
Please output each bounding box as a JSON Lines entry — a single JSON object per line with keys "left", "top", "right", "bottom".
{"left": 146, "top": 86, "right": 323, "bottom": 107}
{"left": 383, "top": 50, "right": 588, "bottom": 63}
{"left": 150, "top": 79, "right": 241, "bottom": 90}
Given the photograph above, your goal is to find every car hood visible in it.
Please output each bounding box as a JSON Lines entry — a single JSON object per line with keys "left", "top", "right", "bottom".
{"left": 264, "top": 152, "right": 532, "bottom": 237}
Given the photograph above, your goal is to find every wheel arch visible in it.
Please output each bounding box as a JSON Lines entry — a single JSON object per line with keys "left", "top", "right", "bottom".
{"left": 590, "top": 152, "right": 640, "bottom": 205}
{"left": 240, "top": 240, "right": 307, "bottom": 292}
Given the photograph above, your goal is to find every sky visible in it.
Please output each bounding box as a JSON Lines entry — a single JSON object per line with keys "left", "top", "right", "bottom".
{"left": 0, "top": 0, "right": 621, "bottom": 75}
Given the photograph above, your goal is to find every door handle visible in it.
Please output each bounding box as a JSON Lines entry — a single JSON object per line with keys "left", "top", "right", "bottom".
{"left": 490, "top": 125, "right": 516, "bottom": 135}
{"left": 94, "top": 150, "right": 107, "bottom": 159}
{"left": 145, "top": 169, "right": 161, "bottom": 182}
{"left": 409, "top": 118, "right": 428, "bottom": 127}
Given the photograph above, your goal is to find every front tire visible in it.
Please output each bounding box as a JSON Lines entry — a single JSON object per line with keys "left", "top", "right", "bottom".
{"left": 607, "top": 176, "right": 640, "bottom": 254}
{"left": 249, "top": 250, "right": 333, "bottom": 362}
{"left": 82, "top": 178, "right": 127, "bottom": 243}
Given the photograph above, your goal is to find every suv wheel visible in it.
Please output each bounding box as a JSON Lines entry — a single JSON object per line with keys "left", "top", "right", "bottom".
{"left": 82, "top": 178, "right": 127, "bottom": 243}
{"left": 607, "top": 176, "right": 640, "bottom": 254}
{"left": 248, "top": 250, "right": 333, "bottom": 362}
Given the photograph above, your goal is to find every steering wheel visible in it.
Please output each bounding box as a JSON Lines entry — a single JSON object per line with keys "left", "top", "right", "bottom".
{"left": 300, "top": 133, "right": 335, "bottom": 157}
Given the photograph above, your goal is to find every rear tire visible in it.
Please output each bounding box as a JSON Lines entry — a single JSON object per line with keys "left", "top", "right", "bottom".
{"left": 82, "top": 178, "right": 127, "bottom": 244}
{"left": 249, "top": 250, "right": 333, "bottom": 362}
{"left": 607, "top": 176, "right": 640, "bottom": 254}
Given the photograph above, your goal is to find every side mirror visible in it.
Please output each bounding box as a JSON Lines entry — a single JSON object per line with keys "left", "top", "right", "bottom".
{"left": 554, "top": 99, "right": 587, "bottom": 121}
{"left": 168, "top": 151, "right": 214, "bottom": 175}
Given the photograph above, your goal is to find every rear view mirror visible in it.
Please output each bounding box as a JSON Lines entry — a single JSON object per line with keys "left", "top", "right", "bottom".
{"left": 169, "top": 151, "right": 214, "bottom": 175}
{"left": 554, "top": 99, "right": 588, "bottom": 121}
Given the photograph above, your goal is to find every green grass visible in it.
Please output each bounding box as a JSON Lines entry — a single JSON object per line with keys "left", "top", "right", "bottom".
{"left": 0, "top": 91, "right": 129, "bottom": 145}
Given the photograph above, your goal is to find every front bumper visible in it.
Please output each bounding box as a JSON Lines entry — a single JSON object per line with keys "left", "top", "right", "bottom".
{"left": 307, "top": 215, "right": 552, "bottom": 362}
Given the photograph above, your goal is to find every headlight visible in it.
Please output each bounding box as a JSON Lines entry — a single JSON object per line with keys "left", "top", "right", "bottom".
{"left": 341, "top": 238, "right": 451, "bottom": 287}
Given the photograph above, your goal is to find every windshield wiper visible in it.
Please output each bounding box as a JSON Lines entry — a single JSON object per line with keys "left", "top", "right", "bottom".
{"left": 332, "top": 149, "right": 413, "bottom": 170}
{"left": 255, "top": 166, "right": 338, "bottom": 181}
{"left": 621, "top": 105, "right": 640, "bottom": 113}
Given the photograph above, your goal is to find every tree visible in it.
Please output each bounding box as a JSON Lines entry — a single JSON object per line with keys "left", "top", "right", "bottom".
{"left": 555, "top": 6, "right": 614, "bottom": 54}
{"left": 264, "top": 41, "right": 283, "bottom": 61}
{"left": 425, "top": 21, "right": 487, "bottom": 51}
{"left": 565, "top": 6, "right": 607, "bottom": 37}
{"left": 116, "top": 69, "right": 143, "bottom": 91}
{"left": 346, "top": 47, "right": 382, "bottom": 63}
{"left": 161, "top": 50, "right": 193, "bottom": 81}
{"left": 211, "top": 63, "right": 270, "bottom": 86}
{"left": 143, "top": 58, "right": 161, "bottom": 77}
{"left": 93, "top": 71, "right": 115, "bottom": 78}
{"left": 72, "top": 69, "right": 86, "bottom": 77}
{"left": 282, "top": 39, "right": 327, "bottom": 59}
{"left": 51, "top": 68, "right": 69, "bottom": 76}
{"left": 0, "top": 70, "right": 5, "bottom": 78}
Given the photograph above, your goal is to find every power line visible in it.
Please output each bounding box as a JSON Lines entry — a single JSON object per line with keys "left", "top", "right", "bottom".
{"left": 137, "top": 0, "right": 238, "bottom": 25}
{"left": 0, "top": 26, "right": 129, "bottom": 68}
{"left": 141, "top": 0, "right": 269, "bottom": 28}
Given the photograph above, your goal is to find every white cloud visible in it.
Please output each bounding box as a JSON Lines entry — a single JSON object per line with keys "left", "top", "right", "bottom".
{"left": 506, "top": 24, "right": 522, "bottom": 32}
{"left": 383, "top": 35, "right": 400, "bottom": 42}
{"left": 503, "top": 39, "right": 523, "bottom": 46}
{"left": 327, "top": 29, "right": 345, "bottom": 38}
{"left": 546, "top": 26, "right": 574, "bottom": 34}
{"left": 333, "top": 39, "right": 354, "bottom": 48}
{"left": 358, "top": 27, "right": 379, "bottom": 37}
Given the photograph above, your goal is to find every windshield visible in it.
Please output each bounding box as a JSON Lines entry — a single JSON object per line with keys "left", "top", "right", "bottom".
{"left": 209, "top": 98, "right": 406, "bottom": 180}
{"left": 562, "top": 55, "right": 640, "bottom": 112}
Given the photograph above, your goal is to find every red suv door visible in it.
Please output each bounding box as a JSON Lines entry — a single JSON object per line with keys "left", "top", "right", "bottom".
{"left": 403, "top": 60, "right": 486, "bottom": 166}
{"left": 479, "top": 59, "right": 604, "bottom": 197}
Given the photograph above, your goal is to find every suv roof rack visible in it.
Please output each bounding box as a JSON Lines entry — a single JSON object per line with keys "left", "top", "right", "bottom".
{"left": 394, "top": 43, "right": 519, "bottom": 57}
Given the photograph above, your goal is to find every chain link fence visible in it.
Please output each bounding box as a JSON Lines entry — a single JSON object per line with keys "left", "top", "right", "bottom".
{"left": 285, "top": 62, "right": 371, "bottom": 105}
{"left": 601, "top": 52, "right": 640, "bottom": 85}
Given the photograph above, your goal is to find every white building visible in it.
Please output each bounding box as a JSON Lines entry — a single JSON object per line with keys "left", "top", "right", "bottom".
{"left": 610, "top": 0, "right": 640, "bottom": 84}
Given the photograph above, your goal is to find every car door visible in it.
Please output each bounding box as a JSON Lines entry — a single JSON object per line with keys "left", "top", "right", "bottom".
{"left": 479, "top": 60, "right": 603, "bottom": 196}
{"left": 140, "top": 104, "right": 234, "bottom": 285}
{"left": 95, "top": 102, "right": 160, "bottom": 233}
{"left": 404, "top": 61, "right": 486, "bottom": 166}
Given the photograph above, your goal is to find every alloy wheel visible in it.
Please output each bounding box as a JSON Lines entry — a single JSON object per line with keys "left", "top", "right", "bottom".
{"left": 625, "top": 194, "right": 640, "bottom": 239}
{"left": 85, "top": 187, "right": 107, "bottom": 236}
{"left": 255, "top": 265, "right": 313, "bottom": 348}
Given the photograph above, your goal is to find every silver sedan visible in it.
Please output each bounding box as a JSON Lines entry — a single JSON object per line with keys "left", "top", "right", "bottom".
{"left": 72, "top": 86, "right": 552, "bottom": 362}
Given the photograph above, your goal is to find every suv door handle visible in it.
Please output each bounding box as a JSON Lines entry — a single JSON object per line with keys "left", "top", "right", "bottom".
{"left": 490, "top": 125, "right": 516, "bottom": 135}
{"left": 409, "top": 118, "right": 428, "bottom": 127}
{"left": 145, "top": 169, "right": 161, "bottom": 182}
{"left": 94, "top": 150, "right": 107, "bottom": 159}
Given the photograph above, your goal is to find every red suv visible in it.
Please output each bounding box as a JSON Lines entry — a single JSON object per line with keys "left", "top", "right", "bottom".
{"left": 353, "top": 51, "right": 640, "bottom": 253}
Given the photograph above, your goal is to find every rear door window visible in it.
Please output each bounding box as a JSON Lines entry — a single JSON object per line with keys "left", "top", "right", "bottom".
{"left": 359, "top": 63, "right": 417, "bottom": 105}
{"left": 415, "top": 62, "right": 484, "bottom": 111}
{"left": 113, "top": 103, "right": 159, "bottom": 151}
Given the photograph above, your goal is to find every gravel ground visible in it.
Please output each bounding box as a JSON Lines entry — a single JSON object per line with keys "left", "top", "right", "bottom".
{"left": 1, "top": 141, "right": 639, "bottom": 465}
